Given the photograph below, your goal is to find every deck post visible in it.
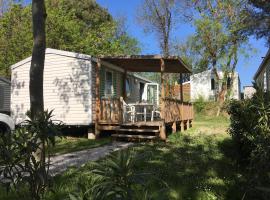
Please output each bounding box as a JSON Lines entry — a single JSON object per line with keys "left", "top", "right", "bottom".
{"left": 180, "top": 73, "right": 183, "bottom": 102}
{"left": 172, "top": 122, "right": 177, "bottom": 133}
{"left": 180, "top": 102, "right": 184, "bottom": 132}
{"left": 123, "top": 69, "right": 127, "bottom": 101}
{"left": 95, "top": 59, "right": 101, "bottom": 138}
{"left": 160, "top": 58, "right": 166, "bottom": 140}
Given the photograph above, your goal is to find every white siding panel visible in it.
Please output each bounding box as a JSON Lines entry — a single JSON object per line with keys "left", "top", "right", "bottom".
{"left": 11, "top": 63, "right": 30, "bottom": 123}
{"left": 11, "top": 52, "right": 93, "bottom": 125}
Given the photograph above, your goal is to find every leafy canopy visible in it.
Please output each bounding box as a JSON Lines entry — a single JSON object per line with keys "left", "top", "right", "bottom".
{"left": 245, "top": 0, "right": 270, "bottom": 46}
{"left": 0, "top": 0, "right": 140, "bottom": 77}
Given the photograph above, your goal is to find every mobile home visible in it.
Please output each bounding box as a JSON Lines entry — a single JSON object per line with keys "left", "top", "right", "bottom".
{"left": 11, "top": 49, "right": 193, "bottom": 140}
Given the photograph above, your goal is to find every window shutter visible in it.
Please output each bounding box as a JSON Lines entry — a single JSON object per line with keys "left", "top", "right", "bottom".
{"left": 113, "top": 71, "right": 117, "bottom": 97}
{"left": 100, "top": 67, "right": 105, "bottom": 98}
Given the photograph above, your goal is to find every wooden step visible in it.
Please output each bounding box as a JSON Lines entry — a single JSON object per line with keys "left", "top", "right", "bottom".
{"left": 112, "top": 134, "right": 157, "bottom": 139}
{"left": 117, "top": 128, "right": 159, "bottom": 133}
{"left": 122, "top": 121, "right": 162, "bottom": 127}
{"left": 99, "top": 125, "right": 120, "bottom": 131}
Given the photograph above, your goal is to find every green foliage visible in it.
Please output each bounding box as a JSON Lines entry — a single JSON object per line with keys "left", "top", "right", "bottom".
{"left": 0, "top": 110, "right": 62, "bottom": 200}
{"left": 246, "top": 0, "right": 270, "bottom": 45}
{"left": 1, "top": 115, "right": 251, "bottom": 200}
{"left": 175, "top": 0, "right": 250, "bottom": 77}
{"left": 227, "top": 88, "right": 270, "bottom": 199}
{"left": 0, "top": 0, "right": 140, "bottom": 77}
{"left": 193, "top": 96, "right": 207, "bottom": 113}
{"left": 67, "top": 150, "right": 157, "bottom": 200}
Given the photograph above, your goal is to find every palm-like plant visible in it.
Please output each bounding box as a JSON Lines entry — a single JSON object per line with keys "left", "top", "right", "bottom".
{"left": 0, "top": 110, "right": 63, "bottom": 200}
{"left": 92, "top": 150, "right": 149, "bottom": 199}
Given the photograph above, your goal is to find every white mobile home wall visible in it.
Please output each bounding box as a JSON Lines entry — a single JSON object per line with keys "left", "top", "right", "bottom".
{"left": 11, "top": 49, "right": 94, "bottom": 125}
{"left": 190, "top": 70, "right": 218, "bottom": 101}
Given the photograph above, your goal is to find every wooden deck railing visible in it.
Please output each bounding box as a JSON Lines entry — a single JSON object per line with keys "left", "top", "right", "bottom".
{"left": 98, "top": 97, "right": 193, "bottom": 125}
{"left": 99, "top": 97, "right": 122, "bottom": 124}
{"left": 162, "top": 98, "right": 193, "bottom": 123}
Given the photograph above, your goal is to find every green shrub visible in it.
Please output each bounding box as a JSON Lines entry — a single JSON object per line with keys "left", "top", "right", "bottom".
{"left": 193, "top": 96, "right": 207, "bottom": 113}
{"left": 68, "top": 149, "right": 165, "bottom": 200}
{"left": 227, "top": 88, "right": 270, "bottom": 199}
{"left": 0, "top": 110, "right": 62, "bottom": 200}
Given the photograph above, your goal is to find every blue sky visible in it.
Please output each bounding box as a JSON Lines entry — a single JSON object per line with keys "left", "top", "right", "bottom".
{"left": 97, "top": 0, "right": 269, "bottom": 90}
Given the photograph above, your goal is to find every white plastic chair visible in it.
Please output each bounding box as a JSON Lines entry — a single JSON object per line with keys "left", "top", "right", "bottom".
{"left": 120, "top": 97, "right": 135, "bottom": 123}
{"left": 151, "top": 106, "right": 161, "bottom": 121}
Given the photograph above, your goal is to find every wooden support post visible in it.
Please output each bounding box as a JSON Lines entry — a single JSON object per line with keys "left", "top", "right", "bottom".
{"left": 180, "top": 102, "right": 184, "bottom": 132}
{"left": 123, "top": 70, "right": 127, "bottom": 101}
{"left": 180, "top": 73, "right": 183, "bottom": 102}
{"left": 160, "top": 59, "right": 166, "bottom": 140}
{"left": 95, "top": 59, "right": 101, "bottom": 138}
{"left": 160, "top": 121, "right": 166, "bottom": 141}
{"left": 180, "top": 121, "right": 184, "bottom": 132}
{"left": 186, "top": 120, "right": 190, "bottom": 130}
{"left": 172, "top": 122, "right": 177, "bottom": 133}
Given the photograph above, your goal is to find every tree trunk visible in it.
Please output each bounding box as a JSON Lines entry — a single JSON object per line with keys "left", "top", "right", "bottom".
{"left": 29, "top": 1, "right": 46, "bottom": 197}
{"left": 30, "top": 0, "right": 46, "bottom": 118}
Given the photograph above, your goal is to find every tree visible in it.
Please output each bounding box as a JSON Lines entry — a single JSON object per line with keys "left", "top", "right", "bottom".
{"left": 137, "top": 0, "right": 188, "bottom": 83}
{"left": 177, "top": 0, "right": 249, "bottom": 102}
{"left": 137, "top": 0, "right": 185, "bottom": 57}
{"left": 0, "top": 0, "right": 140, "bottom": 77}
{"left": 0, "top": 0, "right": 11, "bottom": 16}
{"left": 246, "top": 0, "right": 270, "bottom": 46}
{"left": 29, "top": 0, "right": 47, "bottom": 198}
{"left": 30, "top": 0, "right": 46, "bottom": 118}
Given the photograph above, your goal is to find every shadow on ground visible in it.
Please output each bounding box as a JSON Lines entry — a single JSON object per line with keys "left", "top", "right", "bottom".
{"left": 127, "top": 133, "right": 248, "bottom": 200}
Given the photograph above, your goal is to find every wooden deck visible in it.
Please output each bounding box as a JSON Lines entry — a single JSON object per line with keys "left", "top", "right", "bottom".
{"left": 94, "top": 56, "right": 193, "bottom": 141}
{"left": 96, "top": 97, "right": 193, "bottom": 141}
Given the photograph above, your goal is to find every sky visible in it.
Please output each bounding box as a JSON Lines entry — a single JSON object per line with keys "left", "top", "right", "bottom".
{"left": 97, "top": 0, "right": 269, "bottom": 90}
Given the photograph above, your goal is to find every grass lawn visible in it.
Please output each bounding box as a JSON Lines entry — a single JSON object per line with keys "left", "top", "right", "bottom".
{"left": 1, "top": 115, "right": 249, "bottom": 200}
{"left": 51, "top": 137, "right": 111, "bottom": 155}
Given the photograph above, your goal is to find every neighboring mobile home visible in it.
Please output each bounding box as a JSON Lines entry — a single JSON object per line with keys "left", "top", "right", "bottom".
{"left": 190, "top": 69, "right": 219, "bottom": 101}
{"left": 218, "top": 71, "right": 241, "bottom": 100}
{"left": 0, "top": 77, "right": 11, "bottom": 115}
{"left": 254, "top": 49, "right": 270, "bottom": 91}
{"left": 189, "top": 69, "right": 241, "bottom": 101}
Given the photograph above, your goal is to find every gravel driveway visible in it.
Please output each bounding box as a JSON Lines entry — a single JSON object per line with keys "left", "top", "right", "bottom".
{"left": 50, "top": 141, "right": 133, "bottom": 176}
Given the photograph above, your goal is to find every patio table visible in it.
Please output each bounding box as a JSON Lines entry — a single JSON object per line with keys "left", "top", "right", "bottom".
{"left": 129, "top": 102, "right": 154, "bottom": 122}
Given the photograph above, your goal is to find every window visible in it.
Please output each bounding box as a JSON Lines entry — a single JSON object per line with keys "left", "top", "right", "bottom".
{"left": 126, "top": 78, "right": 131, "bottom": 97}
{"left": 105, "top": 70, "right": 113, "bottom": 97}
{"left": 227, "top": 77, "right": 231, "bottom": 89}
{"left": 211, "top": 78, "right": 215, "bottom": 90}
{"left": 264, "top": 72, "right": 267, "bottom": 91}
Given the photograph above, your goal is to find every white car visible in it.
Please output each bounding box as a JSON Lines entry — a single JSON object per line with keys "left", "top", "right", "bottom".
{"left": 0, "top": 113, "right": 15, "bottom": 133}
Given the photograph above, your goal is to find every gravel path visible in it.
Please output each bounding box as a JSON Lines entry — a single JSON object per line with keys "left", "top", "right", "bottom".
{"left": 49, "top": 142, "right": 133, "bottom": 176}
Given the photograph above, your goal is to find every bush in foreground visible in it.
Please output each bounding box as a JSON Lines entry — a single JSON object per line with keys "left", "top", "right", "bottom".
{"left": 228, "top": 88, "right": 270, "bottom": 199}
{"left": 0, "top": 110, "right": 62, "bottom": 200}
